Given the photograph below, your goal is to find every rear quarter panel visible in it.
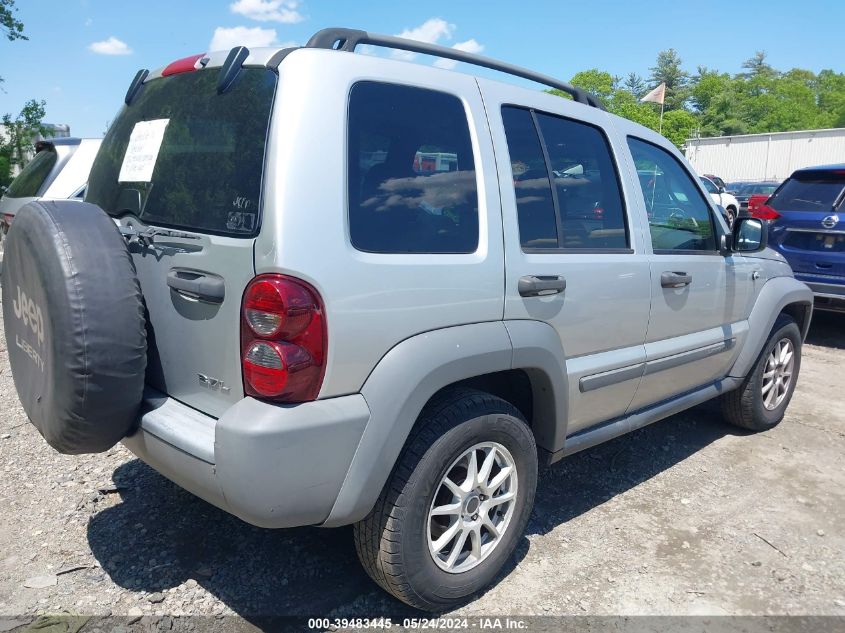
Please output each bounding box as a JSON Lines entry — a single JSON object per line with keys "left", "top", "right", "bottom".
{"left": 254, "top": 49, "right": 506, "bottom": 398}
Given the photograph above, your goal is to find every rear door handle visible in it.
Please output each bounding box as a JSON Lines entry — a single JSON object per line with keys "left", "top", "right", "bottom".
{"left": 518, "top": 275, "right": 566, "bottom": 297}
{"left": 167, "top": 268, "right": 225, "bottom": 304}
{"left": 660, "top": 271, "right": 692, "bottom": 288}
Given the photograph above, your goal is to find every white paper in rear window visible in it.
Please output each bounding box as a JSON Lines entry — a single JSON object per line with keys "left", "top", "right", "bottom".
{"left": 118, "top": 118, "right": 170, "bottom": 183}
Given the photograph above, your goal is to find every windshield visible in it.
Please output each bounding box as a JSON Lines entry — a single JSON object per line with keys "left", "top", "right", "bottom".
{"left": 768, "top": 173, "right": 845, "bottom": 213}
{"left": 6, "top": 147, "right": 57, "bottom": 198}
{"left": 86, "top": 68, "right": 277, "bottom": 236}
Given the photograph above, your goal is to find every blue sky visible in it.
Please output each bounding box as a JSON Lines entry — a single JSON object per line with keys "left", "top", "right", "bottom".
{"left": 2, "top": 0, "right": 843, "bottom": 138}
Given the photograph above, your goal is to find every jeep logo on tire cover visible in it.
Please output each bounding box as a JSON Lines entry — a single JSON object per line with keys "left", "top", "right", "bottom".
{"left": 12, "top": 285, "right": 45, "bottom": 346}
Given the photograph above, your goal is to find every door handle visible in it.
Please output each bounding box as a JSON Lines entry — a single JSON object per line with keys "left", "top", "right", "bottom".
{"left": 167, "top": 268, "right": 225, "bottom": 304}
{"left": 660, "top": 271, "right": 692, "bottom": 288}
{"left": 518, "top": 275, "right": 566, "bottom": 297}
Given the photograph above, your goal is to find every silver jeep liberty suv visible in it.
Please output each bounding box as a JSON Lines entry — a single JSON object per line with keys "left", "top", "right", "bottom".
{"left": 1, "top": 28, "right": 812, "bottom": 610}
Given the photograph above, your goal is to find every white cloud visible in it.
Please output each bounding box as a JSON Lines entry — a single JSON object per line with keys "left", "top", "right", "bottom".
{"left": 433, "top": 38, "right": 484, "bottom": 69}
{"left": 229, "top": 0, "right": 304, "bottom": 23}
{"left": 209, "top": 25, "right": 296, "bottom": 51}
{"left": 88, "top": 36, "right": 132, "bottom": 56}
{"left": 393, "top": 17, "right": 454, "bottom": 60}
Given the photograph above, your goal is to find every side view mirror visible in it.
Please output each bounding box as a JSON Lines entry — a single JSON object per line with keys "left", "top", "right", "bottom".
{"left": 732, "top": 217, "right": 768, "bottom": 253}
{"left": 718, "top": 186, "right": 726, "bottom": 194}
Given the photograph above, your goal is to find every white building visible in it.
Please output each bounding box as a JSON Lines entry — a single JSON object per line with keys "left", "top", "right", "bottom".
{"left": 684, "top": 127, "right": 845, "bottom": 182}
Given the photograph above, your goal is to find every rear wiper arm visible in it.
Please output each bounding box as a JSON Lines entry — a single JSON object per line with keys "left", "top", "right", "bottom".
{"left": 119, "top": 224, "right": 200, "bottom": 246}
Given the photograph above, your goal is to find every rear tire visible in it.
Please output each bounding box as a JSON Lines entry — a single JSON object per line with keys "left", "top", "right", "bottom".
{"left": 353, "top": 388, "right": 537, "bottom": 611}
{"left": 721, "top": 314, "right": 802, "bottom": 431}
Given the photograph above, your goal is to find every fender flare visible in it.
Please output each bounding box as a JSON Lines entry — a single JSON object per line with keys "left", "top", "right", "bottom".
{"left": 728, "top": 276, "right": 812, "bottom": 379}
{"left": 322, "top": 320, "right": 568, "bottom": 527}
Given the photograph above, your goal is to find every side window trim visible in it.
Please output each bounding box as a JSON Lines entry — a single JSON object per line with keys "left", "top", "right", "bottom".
{"left": 529, "top": 109, "right": 565, "bottom": 248}
{"left": 628, "top": 135, "right": 719, "bottom": 256}
{"left": 503, "top": 103, "right": 633, "bottom": 254}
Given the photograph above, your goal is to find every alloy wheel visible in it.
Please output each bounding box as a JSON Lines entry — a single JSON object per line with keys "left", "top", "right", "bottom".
{"left": 762, "top": 338, "right": 795, "bottom": 410}
{"left": 427, "top": 442, "right": 518, "bottom": 574}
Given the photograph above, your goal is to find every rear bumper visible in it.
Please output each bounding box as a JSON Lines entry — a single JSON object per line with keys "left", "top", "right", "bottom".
{"left": 122, "top": 388, "right": 370, "bottom": 528}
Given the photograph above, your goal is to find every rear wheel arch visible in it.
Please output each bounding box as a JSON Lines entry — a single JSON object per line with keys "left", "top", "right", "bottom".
{"left": 444, "top": 365, "right": 563, "bottom": 455}
{"left": 322, "top": 321, "right": 568, "bottom": 527}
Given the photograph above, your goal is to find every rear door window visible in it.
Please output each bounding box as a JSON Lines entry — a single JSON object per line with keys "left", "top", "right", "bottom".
{"left": 768, "top": 172, "right": 845, "bottom": 212}
{"left": 6, "top": 148, "right": 58, "bottom": 198}
{"left": 86, "top": 68, "right": 277, "bottom": 237}
{"left": 500, "top": 106, "right": 629, "bottom": 251}
{"left": 347, "top": 81, "right": 479, "bottom": 254}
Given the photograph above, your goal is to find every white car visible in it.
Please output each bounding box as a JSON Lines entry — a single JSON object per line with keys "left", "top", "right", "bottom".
{"left": 700, "top": 175, "right": 739, "bottom": 226}
{"left": 0, "top": 137, "right": 102, "bottom": 243}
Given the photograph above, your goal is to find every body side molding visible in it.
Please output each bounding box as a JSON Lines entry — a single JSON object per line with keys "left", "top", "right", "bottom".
{"left": 557, "top": 376, "right": 742, "bottom": 462}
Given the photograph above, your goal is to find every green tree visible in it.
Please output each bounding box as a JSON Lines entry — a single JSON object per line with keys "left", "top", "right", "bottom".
{"left": 0, "top": 0, "right": 25, "bottom": 41}
{"left": 661, "top": 109, "right": 699, "bottom": 147}
{"left": 649, "top": 48, "right": 688, "bottom": 110}
{"left": 0, "top": 100, "right": 47, "bottom": 189}
{"left": 569, "top": 69, "right": 616, "bottom": 104}
{"left": 817, "top": 69, "right": 845, "bottom": 127}
{"left": 608, "top": 89, "right": 661, "bottom": 130}
{"left": 741, "top": 51, "right": 774, "bottom": 79}
{"left": 0, "top": 0, "right": 48, "bottom": 190}
{"left": 0, "top": 0, "right": 26, "bottom": 89}
{"left": 548, "top": 50, "right": 845, "bottom": 149}
{"left": 622, "top": 72, "right": 646, "bottom": 98}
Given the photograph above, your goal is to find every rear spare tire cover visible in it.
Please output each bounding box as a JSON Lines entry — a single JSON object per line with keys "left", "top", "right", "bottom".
{"left": 1, "top": 200, "right": 146, "bottom": 454}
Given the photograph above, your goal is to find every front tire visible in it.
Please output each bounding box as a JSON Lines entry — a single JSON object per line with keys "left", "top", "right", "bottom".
{"left": 354, "top": 388, "right": 537, "bottom": 611}
{"left": 721, "top": 314, "right": 802, "bottom": 431}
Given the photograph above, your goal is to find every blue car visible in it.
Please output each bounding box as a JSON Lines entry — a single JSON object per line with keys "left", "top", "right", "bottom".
{"left": 760, "top": 165, "right": 845, "bottom": 312}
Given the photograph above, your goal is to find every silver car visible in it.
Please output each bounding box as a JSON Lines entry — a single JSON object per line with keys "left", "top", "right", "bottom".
{"left": 1, "top": 28, "right": 812, "bottom": 610}
{"left": 0, "top": 137, "right": 101, "bottom": 241}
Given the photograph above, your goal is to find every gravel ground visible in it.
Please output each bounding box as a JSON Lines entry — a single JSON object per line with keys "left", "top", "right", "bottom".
{"left": 1, "top": 295, "right": 844, "bottom": 627}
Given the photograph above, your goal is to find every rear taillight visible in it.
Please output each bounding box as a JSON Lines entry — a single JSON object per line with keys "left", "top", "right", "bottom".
{"left": 750, "top": 204, "right": 781, "bottom": 221}
{"left": 747, "top": 194, "right": 769, "bottom": 213}
{"left": 240, "top": 275, "right": 327, "bottom": 403}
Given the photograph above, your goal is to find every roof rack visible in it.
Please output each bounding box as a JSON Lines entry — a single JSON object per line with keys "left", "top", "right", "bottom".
{"left": 305, "top": 28, "right": 606, "bottom": 111}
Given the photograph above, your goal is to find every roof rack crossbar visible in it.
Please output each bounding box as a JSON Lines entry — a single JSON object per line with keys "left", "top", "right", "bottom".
{"left": 305, "top": 28, "right": 605, "bottom": 111}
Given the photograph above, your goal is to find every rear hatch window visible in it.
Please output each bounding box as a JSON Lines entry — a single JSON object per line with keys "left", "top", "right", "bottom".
{"left": 769, "top": 171, "right": 845, "bottom": 213}
{"left": 86, "top": 68, "right": 277, "bottom": 236}
{"left": 6, "top": 146, "right": 58, "bottom": 198}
